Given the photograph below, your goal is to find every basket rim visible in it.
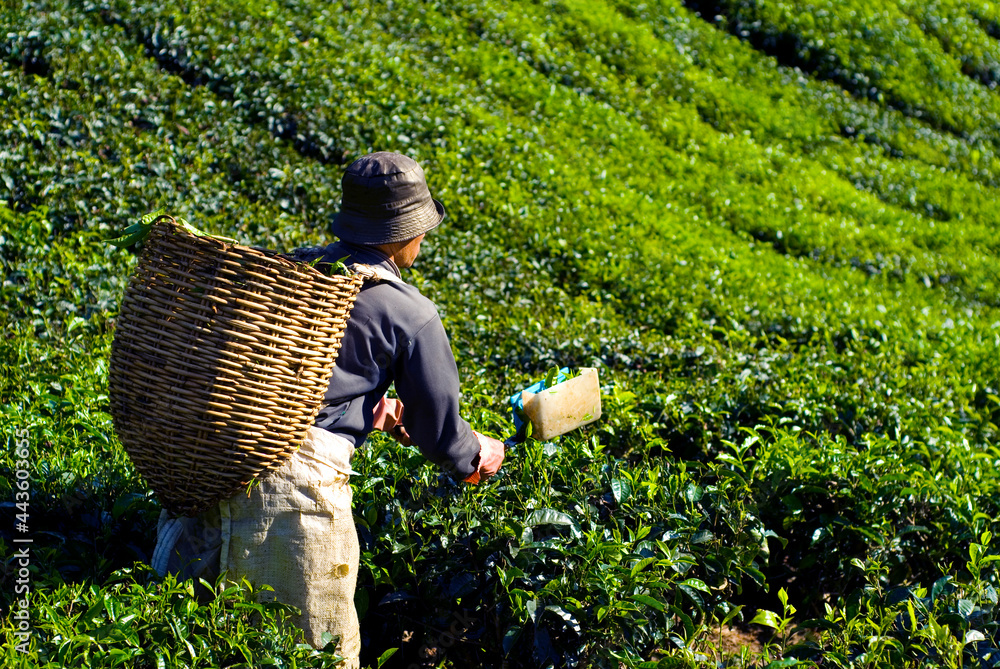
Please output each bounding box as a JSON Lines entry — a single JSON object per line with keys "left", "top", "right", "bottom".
{"left": 150, "top": 215, "right": 356, "bottom": 283}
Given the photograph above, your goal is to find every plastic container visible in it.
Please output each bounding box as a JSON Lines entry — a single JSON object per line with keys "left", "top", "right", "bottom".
{"left": 520, "top": 368, "right": 602, "bottom": 440}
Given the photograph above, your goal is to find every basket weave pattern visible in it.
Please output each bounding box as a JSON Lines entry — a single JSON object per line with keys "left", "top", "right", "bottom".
{"left": 109, "top": 219, "right": 363, "bottom": 516}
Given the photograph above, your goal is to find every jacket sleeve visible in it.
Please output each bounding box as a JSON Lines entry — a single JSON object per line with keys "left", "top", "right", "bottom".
{"left": 391, "top": 313, "right": 481, "bottom": 479}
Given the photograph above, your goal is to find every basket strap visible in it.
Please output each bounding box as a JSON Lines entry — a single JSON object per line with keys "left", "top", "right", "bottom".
{"left": 349, "top": 263, "right": 403, "bottom": 284}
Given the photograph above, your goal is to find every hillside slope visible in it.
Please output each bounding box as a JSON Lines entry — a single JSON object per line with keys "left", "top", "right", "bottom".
{"left": 2, "top": 0, "right": 999, "bottom": 666}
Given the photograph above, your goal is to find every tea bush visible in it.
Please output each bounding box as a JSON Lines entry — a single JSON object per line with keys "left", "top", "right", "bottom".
{"left": 2, "top": 0, "right": 1000, "bottom": 666}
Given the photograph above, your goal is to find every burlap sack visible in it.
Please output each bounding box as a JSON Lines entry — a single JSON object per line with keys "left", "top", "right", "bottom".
{"left": 153, "top": 427, "right": 360, "bottom": 667}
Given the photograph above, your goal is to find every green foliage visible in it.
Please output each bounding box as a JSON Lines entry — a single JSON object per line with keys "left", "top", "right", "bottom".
{"left": 786, "top": 530, "right": 1000, "bottom": 667}
{"left": 703, "top": 0, "right": 1000, "bottom": 144}
{"left": 105, "top": 208, "right": 163, "bottom": 249}
{"left": 1, "top": 565, "right": 345, "bottom": 668}
{"left": 2, "top": 0, "right": 1000, "bottom": 666}
{"left": 106, "top": 209, "right": 237, "bottom": 249}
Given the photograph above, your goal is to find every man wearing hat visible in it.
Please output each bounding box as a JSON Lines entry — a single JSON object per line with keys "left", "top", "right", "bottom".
{"left": 151, "top": 152, "right": 504, "bottom": 668}
{"left": 316, "top": 150, "right": 505, "bottom": 486}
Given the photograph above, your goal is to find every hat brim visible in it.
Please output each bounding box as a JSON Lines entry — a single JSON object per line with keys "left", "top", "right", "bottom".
{"left": 331, "top": 198, "right": 446, "bottom": 245}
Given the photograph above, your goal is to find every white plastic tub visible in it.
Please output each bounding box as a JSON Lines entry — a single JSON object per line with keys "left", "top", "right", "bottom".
{"left": 520, "top": 368, "right": 602, "bottom": 440}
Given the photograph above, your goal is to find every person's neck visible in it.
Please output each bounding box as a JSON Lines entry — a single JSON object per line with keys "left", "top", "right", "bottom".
{"left": 373, "top": 241, "right": 407, "bottom": 267}
{"left": 375, "top": 235, "right": 423, "bottom": 270}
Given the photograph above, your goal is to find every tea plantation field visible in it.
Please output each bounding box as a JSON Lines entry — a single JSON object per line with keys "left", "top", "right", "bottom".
{"left": 2, "top": 0, "right": 1000, "bottom": 666}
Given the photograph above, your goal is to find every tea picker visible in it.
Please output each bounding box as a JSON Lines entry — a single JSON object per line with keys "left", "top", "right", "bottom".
{"left": 109, "top": 152, "right": 504, "bottom": 668}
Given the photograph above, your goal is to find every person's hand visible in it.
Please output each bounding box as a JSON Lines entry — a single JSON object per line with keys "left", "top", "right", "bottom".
{"left": 373, "top": 397, "right": 411, "bottom": 445}
{"left": 463, "top": 431, "right": 506, "bottom": 484}
{"left": 390, "top": 423, "right": 412, "bottom": 446}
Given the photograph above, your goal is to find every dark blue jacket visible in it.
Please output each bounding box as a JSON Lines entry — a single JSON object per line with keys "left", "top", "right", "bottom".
{"left": 310, "top": 242, "right": 480, "bottom": 479}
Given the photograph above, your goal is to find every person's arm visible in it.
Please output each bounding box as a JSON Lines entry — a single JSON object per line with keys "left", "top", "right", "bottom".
{"left": 373, "top": 396, "right": 505, "bottom": 482}
{"left": 391, "top": 314, "right": 486, "bottom": 481}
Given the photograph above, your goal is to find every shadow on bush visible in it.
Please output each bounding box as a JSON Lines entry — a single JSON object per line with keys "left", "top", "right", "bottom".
{"left": 0, "top": 468, "right": 159, "bottom": 605}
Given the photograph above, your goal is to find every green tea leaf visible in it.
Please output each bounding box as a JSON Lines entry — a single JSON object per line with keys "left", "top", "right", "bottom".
{"left": 611, "top": 478, "right": 632, "bottom": 504}
{"left": 377, "top": 648, "right": 398, "bottom": 667}
{"left": 750, "top": 609, "right": 782, "bottom": 630}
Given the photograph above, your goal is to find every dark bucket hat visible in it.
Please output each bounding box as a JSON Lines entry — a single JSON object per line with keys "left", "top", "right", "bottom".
{"left": 331, "top": 152, "right": 446, "bottom": 245}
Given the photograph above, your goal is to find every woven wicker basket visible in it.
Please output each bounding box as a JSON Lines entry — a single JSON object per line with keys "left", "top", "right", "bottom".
{"left": 108, "top": 217, "right": 363, "bottom": 516}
